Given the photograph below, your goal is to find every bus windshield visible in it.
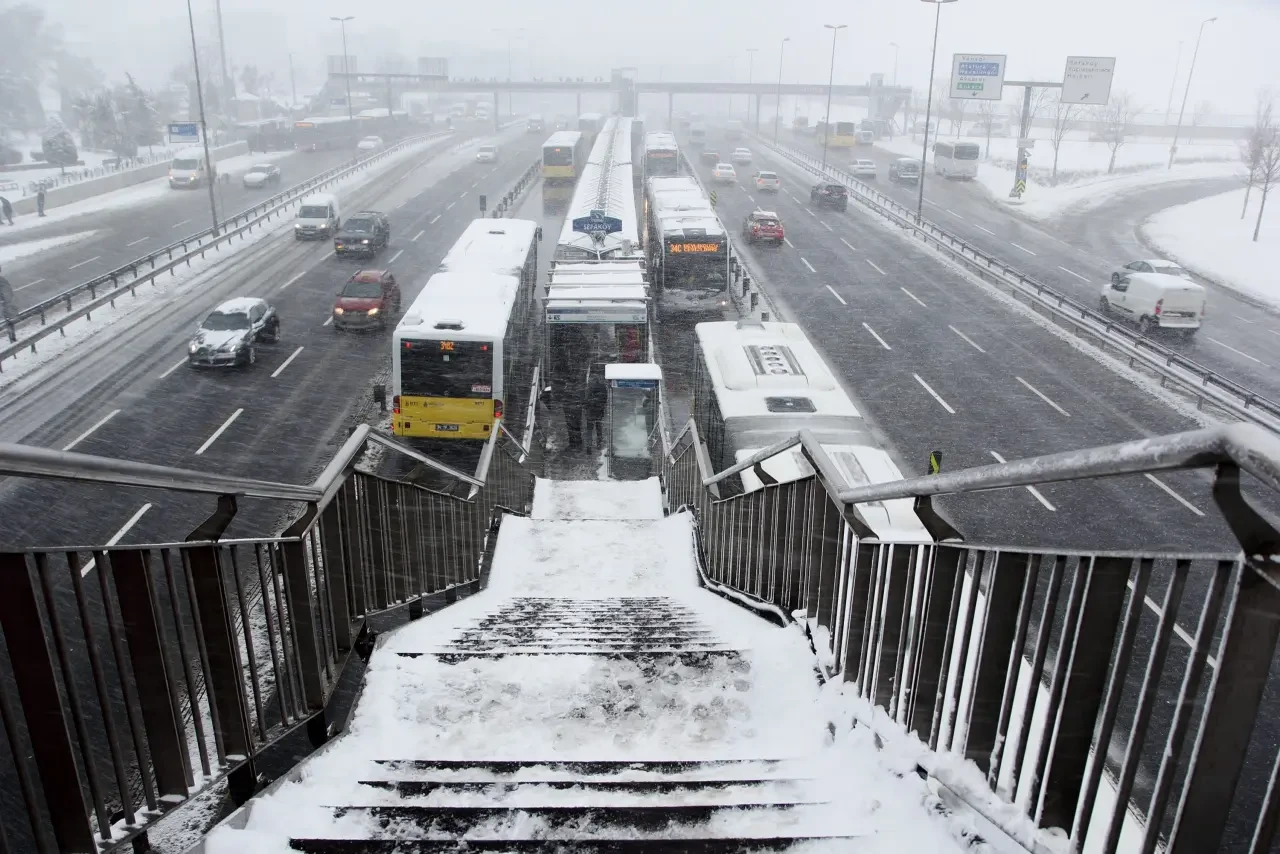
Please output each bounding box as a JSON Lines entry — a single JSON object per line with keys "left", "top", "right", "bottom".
{"left": 544, "top": 146, "right": 574, "bottom": 166}
{"left": 400, "top": 340, "right": 492, "bottom": 398}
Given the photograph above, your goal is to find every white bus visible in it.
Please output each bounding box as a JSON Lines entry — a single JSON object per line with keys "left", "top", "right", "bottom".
{"left": 643, "top": 131, "right": 680, "bottom": 179}
{"left": 646, "top": 175, "right": 729, "bottom": 315}
{"left": 692, "top": 318, "right": 932, "bottom": 542}
{"left": 932, "top": 140, "right": 980, "bottom": 179}
{"left": 392, "top": 219, "right": 540, "bottom": 442}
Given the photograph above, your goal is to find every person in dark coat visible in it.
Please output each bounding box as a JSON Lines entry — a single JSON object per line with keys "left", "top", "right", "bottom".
{"left": 0, "top": 196, "right": 12, "bottom": 225}
{"left": 585, "top": 367, "right": 608, "bottom": 451}
{"left": 562, "top": 367, "right": 585, "bottom": 450}
{"left": 36, "top": 185, "right": 46, "bottom": 217}
{"left": 0, "top": 266, "right": 16, "bottom": 323}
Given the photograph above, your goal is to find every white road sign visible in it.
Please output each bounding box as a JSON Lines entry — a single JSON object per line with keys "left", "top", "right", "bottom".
{"left": 950, "top": 54, "right": 1007, "bottom": 100}
{"left": 1061, "top": 56, "right": 1116, "bottom": 105}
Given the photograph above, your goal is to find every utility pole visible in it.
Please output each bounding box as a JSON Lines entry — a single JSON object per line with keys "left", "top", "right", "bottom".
{"left": 1164, "top": 41, "right": 1183, "bottom": 125}
{"left": 288, "top": 52, "right": 297, "bottom": 110}
{"left": 821, "top": 24, "right": 846, "bottom": 171}
{"left": 774, "top": 37, "right": 790, "bottom": 143}
{"left": 186, "top": 0, "right": 220, "bottom": 237}
{"left": 331, "top": 16, "right": 356, "bottom": 128}
{"left": 1169, "top": 17, "right": 1217, "bottom": 169}
{"left": 214, "top": 0, "right": 233, "bottom": 107}
{"left": 916, "top": 0, "right": 957, "bottom": 221}
{"left": 746, "top": 48, "right": 758, "bottom": 127}
{"left": 890, "top": 42, "right": 900, "bottom": 86}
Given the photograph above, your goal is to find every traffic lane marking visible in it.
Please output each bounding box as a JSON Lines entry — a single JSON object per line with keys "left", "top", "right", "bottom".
{"left": 430, "top": 214, "right": 441, "bottom": 224}
{"left": 195, "top": 408, "right": 244, "bottom": 456}
{"left": 821, "top": 221, "right": 833, "bottom": 232}
{"left": 839, "top": 238, "right": 857, "bottom": 251}
{"left": 948, "top": 325, "right": 985, "bottom": 353}
{"left": 973, "top": 224, "right": 995, "bottom": 235}
{"left": 389, "top": 249, "right": 405, "bottom": 263}
{"left": 413, "top": 230, "right": 425, "bottom": 242}
{"left": 1010, "top": 242, "right": 1037, "bottom": 256}
{"left": 271, "top": 346, "right": 305, "bottom": 378}
{"left": 866, "top": 259, "right": 886, "bottom": 276}
{"left": 825, "top": 284, "right": 846, "bottom": 305}
{"left": 989, "top": 451, "right": 1055, "bottom": 510}
{"left": 913, "top": 373, "right": 955, "bottom": 414}
{"left": 79, "top": 503, "right": 154, "bottom": 575}
{"left": 900, "top": 286, "right": 926, "bottom": 307}
{"left": 783, "top": 237, "right": 795, "bottom": 248}
{"left": 280, "top": 270, "right": 308, "bottom": 290}
{"left": 126, "top": 236, "right": 150, "bottom": 247}
{"left": 862, "top": 322, "right": 891, "bottom": 350}
{"left": 1058, "top": 266, "right": 1090, "bottom": 283}
{"left": 171, "top": 219, "right": 191, "bottom": 229}
{"left": 160, "top": 355, "right": 187, "bottom": 378}
{"left": 62, "top": 409, "right": 121, "bottom": 451}
{"left": 801, "top": 257, "right": 817, "bottom": 273}
{"left": 1206, "top": 337, "right": 1267, "bottom": 366}
{"left": 1015, "top": 376, "right": 1071, "bottom": 417}
{"left": 68, "top": 255, "right": 101, "bottom": 270}
{"left": 1144, "top": 474, "right": 1205, "bottom": 517}
{"left": 323, "top": 316, "right": 333, "bottom": 327}
{"left": 15, "top": 278, "right": 44, "bottom": 291}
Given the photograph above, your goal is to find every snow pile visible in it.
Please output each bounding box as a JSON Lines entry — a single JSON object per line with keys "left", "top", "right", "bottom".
{"left": 0, "top": 230, "right": 98, "bottom": 265}
{"left": 1142, "top": 187, "right": 1280, "bottom": 310}
{"left": 530, "top": 476, "right": 664, "bottom": 520}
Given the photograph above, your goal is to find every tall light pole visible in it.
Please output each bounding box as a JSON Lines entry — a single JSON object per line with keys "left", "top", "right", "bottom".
{"left": 890, "top": 42, "right": 900, "bottom": 86}
{"left": 186, "top": 0, "right": 220, "bottom": 237}
{"left": 1164, "top": 41, "right": 1184, "bottom": 124}
{"left": 745, "top": 48, "right": 758, "bottom": 128}
{"left": 917, "top": 0, "right": 958, "bottom": 221}
{"left": 330, "top": 16, "right": 355, "bottom": 126}
{"left": 493, "top": 28, "right": 526, "bottom": 119}
{"left": 1169, "top": 17, "right": 1216, "bottom": 169}
{"left": 820, "top": 24, "right": 847, "bottom": 170}
{"left": 774, "top": 37, "right": 790, "bottom": 143}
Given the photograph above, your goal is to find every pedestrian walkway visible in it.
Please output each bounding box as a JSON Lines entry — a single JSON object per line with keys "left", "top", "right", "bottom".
{"left": 199, "top": 479, "right": 973, "bottom": 852}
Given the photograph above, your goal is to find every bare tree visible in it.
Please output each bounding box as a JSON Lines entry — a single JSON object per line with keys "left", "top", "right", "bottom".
{"left": 949, "top": 97, "right": 970, "bottom": 137}
{"left": 1240, "top": 90, "right": 1275, "bottom": 219}
{"left": 1096, "top": 91, "right": 1140, "bottom": 173}
{"left": 1046, "top": 94, "right": 1084, "bottom": 184}
{"left": 1252, "top": 114, "right": 1280, "bottom": 242}
{"left": 1191, "top": 100, "right": 1213, "bottom": 129}
{"left": 974, "top": 98, "right": 1001, "bottom": 157}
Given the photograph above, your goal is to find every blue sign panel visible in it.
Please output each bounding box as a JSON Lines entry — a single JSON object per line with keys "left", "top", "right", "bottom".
{"left": 168, "top": 122, "right": 199, "bottom": 142}
{"left": 572, "top": 208, "right": 623, "bottom": 235}
{"left": 958, "top": 61, "right": 1001, "bottom": 77}
{"left": 611, "top": 379, "right": 659, "bottom": 389}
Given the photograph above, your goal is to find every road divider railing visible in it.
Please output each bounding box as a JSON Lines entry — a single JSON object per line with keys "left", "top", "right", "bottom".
{"left": 489, "top": 159, "right": 542, "bottom": 218}
{"left": 754, "top": 135, "right": 1280, "bottom": 434}
{"left": 676, "top": 151, "right": 784, "bottom": 323}
{"left": 0, "top": 131, "right": 460, "bottom": 373}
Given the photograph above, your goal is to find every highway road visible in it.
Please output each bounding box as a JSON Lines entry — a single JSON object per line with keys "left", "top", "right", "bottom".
{"left": 769, "top": 130, "right": 1280, "bottom": 403}
{"left": 0, "top": 126, "right": 548, "bottom": 551}
{"left": 0, "top": 121, "right": 495, "bottom": 313}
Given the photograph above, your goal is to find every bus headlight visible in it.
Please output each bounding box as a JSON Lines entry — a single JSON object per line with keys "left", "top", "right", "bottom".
{"left": 367, "top": 308, "right": 379, "bottom": 316}
{"left": 333, "top": 307, "right": 344, "bottom": 315}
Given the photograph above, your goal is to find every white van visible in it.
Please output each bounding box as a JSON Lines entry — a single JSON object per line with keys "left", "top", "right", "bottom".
{"left": 476, "top": 144, "right": 497, "bottom": 163}
{"left": 169, "top": 148, "right": 213, "bottom": 188}
{"left": 295, "top": 193, "right": 341, "bottom": 240}
{"left": 1099, "top": 272, "right": 1206, "bottom": 336}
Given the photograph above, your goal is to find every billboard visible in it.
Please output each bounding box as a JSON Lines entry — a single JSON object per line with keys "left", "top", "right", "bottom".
{"left": 950, "top": 54, "right": 1007, "bottom": 100}
{"left": 417, "top": 57, "right": 449, "bottom": 77}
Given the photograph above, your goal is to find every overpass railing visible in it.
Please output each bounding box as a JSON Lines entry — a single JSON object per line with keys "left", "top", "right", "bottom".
{"left": 0, "top": 422, "right": 534, "bottom": 853}
{"left": 663, "top": 419, "right": 1280, "bottom": 854}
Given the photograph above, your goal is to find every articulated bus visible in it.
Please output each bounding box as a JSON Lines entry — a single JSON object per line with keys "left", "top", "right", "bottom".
{"left": 645, "top": 175, "right": 730, "bottom": 315}
{"left": 643, "top": 132, "right": 680, "bottom": 179}
{"left": 817, "top": 121, "right": 858, "bottom": 148}
{"left": 933, "top": 140, "right": 980, "bottom": 179}
{"left": 692, "top": 318, "right": 933, "bottom": 543}
{"left": 541, "top": 131, "right": 586, "bottom": 183}
{"left": 392, "top": 219, "right": 541, "bottom": 442}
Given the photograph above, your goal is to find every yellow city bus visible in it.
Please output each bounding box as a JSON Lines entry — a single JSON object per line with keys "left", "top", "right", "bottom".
{"left": 392, "top": 219, "right": 540, "bottom": 441}
{"left": 817, "top": 121, "right": 859, "bottom": 148}
{"left": 541, "top": 131, "right": 586, "bottom": 183}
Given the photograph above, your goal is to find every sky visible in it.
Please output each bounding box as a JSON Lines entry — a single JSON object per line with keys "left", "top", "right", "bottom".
{"left": 38, "top": 0, "right": 1280, "bottom": 116}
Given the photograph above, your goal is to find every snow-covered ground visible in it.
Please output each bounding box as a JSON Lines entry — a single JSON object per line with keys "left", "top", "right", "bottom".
{"left": 0, "top": 230, "right": 97, "bottom": 265}
{"left": 1142, "top": 187, "right": 1280, "bottom": 310}
{"left": 198, "top": 480, "right": 980, "bottom": 853}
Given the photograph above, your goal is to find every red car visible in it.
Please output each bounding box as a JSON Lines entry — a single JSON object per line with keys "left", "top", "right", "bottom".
{"left": 742, "top": 210, "right": 785, "bottom": 246}
{"left": 332, "top": 269, "right": 401, "bottom": 331}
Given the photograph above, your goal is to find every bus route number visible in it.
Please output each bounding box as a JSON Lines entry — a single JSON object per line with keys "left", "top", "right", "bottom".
{"left": 440, "top": 341, "right": 455, "bottom": 351}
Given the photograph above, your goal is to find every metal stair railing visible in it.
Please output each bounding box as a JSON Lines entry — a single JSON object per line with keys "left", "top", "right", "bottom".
{"left": 661, "top": 418, "right": 1280, "bottom": 854}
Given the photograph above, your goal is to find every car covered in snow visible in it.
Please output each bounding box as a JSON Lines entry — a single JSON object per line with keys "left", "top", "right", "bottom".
{"left": 850, "top": 159, "right": 877, "bottom": 180}
{"left": 731, "top": 147, "right": 753, "bottom": 165}
{"left": 476, "top": 144, "right": 498, "bottom": 163}
{"left": 1111, "top": 259, "right": 1194, "bottom": 284}
{"left": 188, "top": 298, "right": 279, "bottom": 368}
{"left": 888, "top": 157, "right": 920, "bottom": 184}
{"left": 242, "top": 162, "right": 281, "bottom": 188}
{"left": 711, "top": 163, "right": 737, "bottom": 183}
{"left": 356, "top": 136, "right": 385, "bottom": 152}
{"left": 754, "top": 171, "right": 780, "bottom": 193}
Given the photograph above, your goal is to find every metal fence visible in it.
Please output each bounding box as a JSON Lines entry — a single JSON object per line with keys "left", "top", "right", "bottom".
{"left": 663, "top": 418, "right": 1280, "bottom": 853}
{"left": 0, "top": 422, "right": 534, "bottom": 853}
{"left": 755, "top": 136, "right": 1280, "bottom": 435}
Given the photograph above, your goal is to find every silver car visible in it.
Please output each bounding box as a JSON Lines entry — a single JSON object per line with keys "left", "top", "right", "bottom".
{"left": 188, "top": 298, "right": 280, "bottom": 368}
{"left": 242, "top": 163, "right": 281, "bottom": 188}
{"left": 1111, "top": 259, "right": 1193, "bottom": 285}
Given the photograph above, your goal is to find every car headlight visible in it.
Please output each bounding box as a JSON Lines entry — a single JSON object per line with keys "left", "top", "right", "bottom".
{"left": 361, "top": 239, "right": 370, "bottom": 244}
{"left": 188, "top": 342, "right": 198, "bottom": 354}
{"left": 294, "top": 224, "right": 302, "bottom": 229}
{"left": 367, "top": 308, "right": 379, "bottom": 316}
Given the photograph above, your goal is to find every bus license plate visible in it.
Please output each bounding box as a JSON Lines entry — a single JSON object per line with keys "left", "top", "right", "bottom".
{"left": 434, "top": 424, "right": 459, "bottom": 432}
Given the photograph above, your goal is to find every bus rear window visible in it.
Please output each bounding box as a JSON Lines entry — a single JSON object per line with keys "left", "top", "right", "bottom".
{"left": 400, "top": 340, "right": 492, "bottom": 398}
{"left": 955, "top": 145, "right": 980, "bottom": 160}
{"left": 543, "top": 147, "right": 574, "bottom": 166}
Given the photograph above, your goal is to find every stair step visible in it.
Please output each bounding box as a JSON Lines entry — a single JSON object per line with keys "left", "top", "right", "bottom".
{"left": 290, "top": 836, "right": 862, "bottom": 852}
{"left": 374, "top": 759, "right": 796, "bottom": 777}
{"left": 327, "top": 803, "right": 814, "bottom": 833}
{"left": 358, "top": 778, "right": 816, "bottom": 797}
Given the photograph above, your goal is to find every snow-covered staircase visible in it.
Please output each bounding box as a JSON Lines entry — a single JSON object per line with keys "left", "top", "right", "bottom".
{"left": 200, "top": 479, "right": 971, "bottom": 853}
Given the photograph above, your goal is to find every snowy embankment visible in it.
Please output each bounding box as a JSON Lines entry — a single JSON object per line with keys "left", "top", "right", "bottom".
{"left": 0, "top": 229, "right": 97, "bottom": 264}
{"left": 1142, "top": 187, "right": 1280, "bottom": 311}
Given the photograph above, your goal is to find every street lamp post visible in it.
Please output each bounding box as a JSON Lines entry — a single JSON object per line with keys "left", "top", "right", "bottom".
{"left": 890, "top": 42, "right": 900, "bottom": 86}
{"left": 1164, "top": 41, "right": 1184, "bottom": 125}
{"left": 330, "top": 16, "right": 355, "bottom": 127}
{"left": 186, "top": 0, "right": 220, "bottom": 237}
{"left": 746, "top": 48, "right": 758, "bottom": 129}
{"left": 774, "top": 37, "right": 790, "bottom": 144}
{"left": 821, "top": 24, "right": 847, "bottom": 171}
{"left": 1169, "top": 17, "right": 1216, "bottom": 169}
{"left": 917, "top": 0, "right": 958, "bottom": 221}
{"left": 493, "top": 28, "right": 526, "bottom": 120}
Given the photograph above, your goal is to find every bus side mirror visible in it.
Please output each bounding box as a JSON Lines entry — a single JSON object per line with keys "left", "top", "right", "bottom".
{"left": 373, "top": 383, "right": 387, "bottom": 412}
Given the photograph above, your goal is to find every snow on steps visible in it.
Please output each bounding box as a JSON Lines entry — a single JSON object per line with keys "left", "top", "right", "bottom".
{"left": 199, "top": 480, "right": 973, "bottom": 853}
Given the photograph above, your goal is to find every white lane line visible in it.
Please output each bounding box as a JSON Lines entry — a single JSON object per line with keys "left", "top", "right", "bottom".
{"left": 866, "top": 259, "right": 887, "bottom": 276}
{"left": 913, "top": 373, "right": 955, "bottom": 414}
{"left": 323, "top": 316, "right": 333, "bottom": 326}
{"left": 412, "top": 230, "right": 425, "bottom": 242}
{"left": 62, "top": 409, "right": 121, "bottom": 451}
{"left": 1144, "top": 474, "right": 1206, "bottom": 517}
{"left": 839, "top": 237, "right": 857, "bottom": 252}
{"left": 801, "top": 257, "right": 817, "bottom": 273}
{"left": 159, "top": 356, "right": 187, "bottom": 379}
{"left": 862, "top": 322, "right": 891, "bottom": 350}
{"left": 900, "top": 286, "right": 926, "bottom": 307}
{"left": 973, "top": 224, "right": 995, "bottom": 235}
{"left": 1058, "top": 265, "right": 1090, "bottom": 283}
{"left": 395, "top": 200, "right": 407, "bottom": 209}
{"left": 80, "top": 504, "right": 154, "bottom": 576}
{"left": 748, "top": 194, "right": 756, "bottom": 204}
{"left": 126, "top": 236, "right": 150, "bottom": 247}
{"left": 1015, "top": 376, "right": 1071, "bottom": 416}
{"left": 389, "top": 249, "right": 405, "bottom": 263}
{"left": 445, "top": 201, "right": 455, "bottom": 210}
{"left": 805, "top": 207, "right": 817, "bottom": 218}
{"left": 948, "top": 325, "right": 986, "bottom": 353}
{"left": 1126, "top": 578, "right": 1218, "bottom": 665}
{"left": 1206, "top": 336, "right": 1266, "bottom": 365}
{"left": 171, "top": 219, "right": 191, "bottom": 229}
{"left": 459, "top": 191, "right": 468, "bottom": 199}
{"left": 15, "top": 278, "right": 44, "bottom": 291}
{"left": 280, "top": 270, "right": 308, "bottom": 290}
{"left": 320, "top": 250, "right": 334, "bottom": 260}
{"left": 1232, "top": 314, "right": 1254, "bottom": 324}
{"left": 430, "top": 214, "right": 441, "bottom": 224}
{"left": 990, "top": 451, "right": 1056, "bottom": 510}
{"left": 471, "top": 181, "right": 479, "bottom": 189}
{"left": 1010, "top": 242, "right": 1037, "bottom": 256}
{"left": 68, "top": 255, "right": 101, "bottom": 270}
{"left": 195, "top": 408, "right": 243, "bottom": 456}
{"left": 271, "top": 346, "right": 304, "bottom": 378}
{"left": 924, "top": 197, "right": 938, "bottom": 206}
{"left": 825, "top": 284, "right": 846, "bottom": 305}
{"left": 944, "top": 208, "right": 961, "bottom": 218}
{"left": 784, "top": 237, "right": 795, "bottom": 248}
{"left": 821, "top": 221, "right": 833, "bottom": 232}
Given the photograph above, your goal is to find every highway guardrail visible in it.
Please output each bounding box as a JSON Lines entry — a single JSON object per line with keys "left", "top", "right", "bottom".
{"left": 489, "top": 159, "right": 542, "bottom": 218}
{"left": 755, "top": 136, "right": 1280, "bottom": 434}
{"left": 0, "top": 131, "right": 460, "bottom": 372}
